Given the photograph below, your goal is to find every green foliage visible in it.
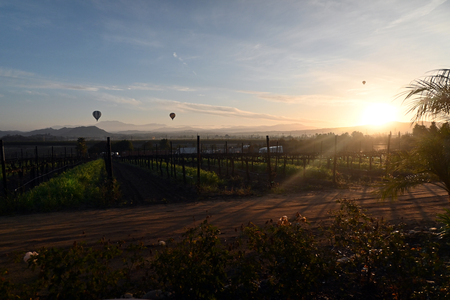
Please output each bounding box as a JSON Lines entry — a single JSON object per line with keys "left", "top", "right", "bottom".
{"left": 25, "top": 241, "right": 126, "bottom": 300}
{"left": 325, "top": 199, "right": 450, "bottom": 299}
{"left": 399, "top": 68, "right": 450, "bottom": 123}
{"left": 379, "top": 122, "right": 450, "bottom": 201}
{"left": 3, "top": 159, "right": 121, "bottom": 214}
{"left": 242, "top": 217, "right": 329, "bottom": 299}
{"left": 151, "top": 219, "right": 230, "bottom": 299}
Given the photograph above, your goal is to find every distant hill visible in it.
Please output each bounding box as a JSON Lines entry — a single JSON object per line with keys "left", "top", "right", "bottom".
{"left": 27, "top": 126, "right": 110, "bottom": 138}
{"left": 96, "top": 121, "right": 167, "bottom": 132}
{"left": 0, "top": 126, "right": 111, "bottom": 141}
{"left": 0, "top": 121, "right": 422, "bottom": 141}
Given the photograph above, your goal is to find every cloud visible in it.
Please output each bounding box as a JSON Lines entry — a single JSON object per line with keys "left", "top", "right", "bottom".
{"left": 0, "top": 68, "right": 125, "bottom": 92}
{"left": 0, "top": 68, "right": 34, "bottom": 78}
{"left": 56, "top": 84, "right": 99, "bottom": 91}
{"left": 103, "top": 34, "right": 162, "bottom": 48}
{"left": 128, "top": 83, "right": 164, "bottom": 91}
{"left": 152, "top": 99, "right": 319, "bottom": 123}
{"left": 384, "top": 0, "right": 447, "bottom": 29}
{"left": 173, "top": 52, "right": 188, "bottom": 66}
{"left": 96, "top": 93, "right": 141, "bottom": 106}
{"left": 238, "top": 90, "right": 356, "bottom": 106}
{"left": 128, "top": 83, "right": 195, "bottom": 92}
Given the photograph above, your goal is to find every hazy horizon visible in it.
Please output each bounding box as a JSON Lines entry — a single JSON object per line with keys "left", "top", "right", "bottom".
{"left": 1, "top": 1, "right": 449, "bottom": 131}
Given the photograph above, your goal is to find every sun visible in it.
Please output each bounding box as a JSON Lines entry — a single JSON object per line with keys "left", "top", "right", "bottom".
{"left": 360, "top": 103, "right": 398, "bottom": 126}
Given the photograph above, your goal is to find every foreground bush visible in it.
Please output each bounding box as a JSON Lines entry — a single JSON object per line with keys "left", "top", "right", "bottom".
{"left": 2, "top": 199, "right": 450, "bottom": 299}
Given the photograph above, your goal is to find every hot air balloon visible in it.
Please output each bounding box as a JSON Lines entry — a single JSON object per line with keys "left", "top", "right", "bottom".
{"left": 362, "top": 81, "right": 366, "bottom": 85}
{"left": 169, "top": 112, "right": 176, "bottom": 120}
{"left": 93, "top": 110, "right": 102, "bottom": 121}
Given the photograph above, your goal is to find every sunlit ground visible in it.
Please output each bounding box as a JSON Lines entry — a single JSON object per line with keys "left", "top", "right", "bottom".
{"left": 360, "top": 103, "right": 398, "bottom": 126}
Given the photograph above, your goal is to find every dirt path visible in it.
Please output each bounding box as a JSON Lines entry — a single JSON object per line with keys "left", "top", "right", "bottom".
{"left": 0, "top": 163, "right": 449, "bottom": 258}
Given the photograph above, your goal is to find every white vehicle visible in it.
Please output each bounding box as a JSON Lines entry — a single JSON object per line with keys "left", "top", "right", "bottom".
{"left": 259, "top": 146, "right": 283, "bottom": 153}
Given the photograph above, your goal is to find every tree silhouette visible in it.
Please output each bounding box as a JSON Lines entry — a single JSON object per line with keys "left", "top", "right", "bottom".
{"left": 379, "top": 69, "right": 450, "bottom": 202}
{"left": 400, "top": 69, "right": 450, "bottom": 122}
{"left": 379, "top": 123, "right": 450, "bottom": 202}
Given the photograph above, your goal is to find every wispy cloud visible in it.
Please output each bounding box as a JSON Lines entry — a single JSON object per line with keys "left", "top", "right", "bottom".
{"left": 0, "top": 68, "right": 125, "bottom": 92}
{"left": 173, "top": 52, "right": 186, "bottom": 65}
{"left": 152, "top": 99, "right": 319, "bottom": 123}
{"left": 127, "top": 83, "right": 164, "bottom": 91}
{"left": 128, "top": 83, "right": 196, "bottom": 92}
{"left": 383, "top": 0, "right": 447, "bottom": 29}
{"left": 103, "top": 34, "right": 162, "bottom": 48}
{"left": 0, "top": 68, "right": 34, "bottom": 78}
{"left": 238, "top": 90, "right": 356, "bottom": 106}
{"left": 96, "top": 93, "right": 141, "bottom": 106}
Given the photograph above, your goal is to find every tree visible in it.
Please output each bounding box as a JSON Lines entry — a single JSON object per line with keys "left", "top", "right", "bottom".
{"left": 379, "top": 70, "right": 450, "bottom": 203}
{"left": 112, "top": 140, "right": 134, "bottom": 153}
{"left": 379, "top": 122, "right": 450, "bottom": 202}
{"left": 399, "top": 69, "right": 450, "bottom": 123}
{"left": 159, "top": 139, "right": 171, "bottom": 150}
{"left": 76, "top": 137, "right": 87, "bottom": 158}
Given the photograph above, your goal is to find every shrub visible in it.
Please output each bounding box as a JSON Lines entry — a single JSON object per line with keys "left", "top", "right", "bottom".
{"left": 151, "top": 219, "right": 230, "bottom": 299}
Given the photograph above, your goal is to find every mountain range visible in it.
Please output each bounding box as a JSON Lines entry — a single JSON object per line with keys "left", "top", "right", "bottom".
{"left": 0, "top": 121, "right": 418, "bottom": 140}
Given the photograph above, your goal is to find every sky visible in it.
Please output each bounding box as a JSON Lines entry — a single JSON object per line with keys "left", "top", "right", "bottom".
{"left": 1, "top": 0, "right": 449, "bottom": 131}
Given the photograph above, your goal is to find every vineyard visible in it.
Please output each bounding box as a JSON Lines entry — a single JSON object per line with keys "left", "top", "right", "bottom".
{"left": 1, "top": 134, "right": 399, "bottom": 199}
{"left": 0, "top": 140, "right": 86, "bottom": 198}
{"left": 115, "top": 136, "right": 391, "bottom": 195}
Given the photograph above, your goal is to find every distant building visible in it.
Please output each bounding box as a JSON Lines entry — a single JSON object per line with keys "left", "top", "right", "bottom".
{"left": 259, "top": 146, "right": 283, "bottom": 153}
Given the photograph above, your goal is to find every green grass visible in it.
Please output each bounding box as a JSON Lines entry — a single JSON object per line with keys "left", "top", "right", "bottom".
{"left": 0, "top": 159, "right": 119, "bottom": 214}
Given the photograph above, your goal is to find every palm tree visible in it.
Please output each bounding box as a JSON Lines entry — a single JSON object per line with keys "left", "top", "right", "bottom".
{"left": 378, "top": 69, "right": 450, "bottom": 202}
{"left": 400, "top": 69, "right": 450, "bottom": 122}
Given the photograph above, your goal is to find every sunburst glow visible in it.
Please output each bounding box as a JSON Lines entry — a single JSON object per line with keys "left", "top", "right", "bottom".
{"left": 361, "top": 103, "right": 397, "bottom": 126}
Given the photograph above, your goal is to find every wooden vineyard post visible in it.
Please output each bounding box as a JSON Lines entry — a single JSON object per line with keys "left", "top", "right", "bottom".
{"left": 266, "top": 136, "right": 272, "bottom": 186}
{"left": 386, "top": 131, "right": 392, "bottom": 176}
{"left": 241, "top": 143, "right": 244, "bottom": 169}
{"left": 170, "top": 141, "right": 174, "bottom": 178}
{"left": 197, "top": 135, "right": 201, "bottom": 190}
{"left": 182, "top": 156, "right": 186, "bottom": 185}
{"left": 333, "top": 135, "right": 337, "bottom": 185}
{"left": 106, "top": 137, "right": 113, "bottom": 180}
{"left": 246, "top": 157, "right": 250, "bottom": 181}
{"left": 1, "top": 140, "right": 7, "bottom": 197}
{"left": 225, "top": 141, "right": 229, "bottom": 177}
{"left": 35, "top": 146, "right": 39, "bottom": 180}
{"left": 303, "top": 157, "right": 306, "bottom": 179}
{"left": 231, "top": 156, "right": 234, "bottom": 176}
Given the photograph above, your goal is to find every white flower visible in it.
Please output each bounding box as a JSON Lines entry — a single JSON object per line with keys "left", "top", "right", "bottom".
{"left": 23, "top": 251, "right": 38, "bottom": 263}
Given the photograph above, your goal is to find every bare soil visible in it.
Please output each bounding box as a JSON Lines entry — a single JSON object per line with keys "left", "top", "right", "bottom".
{"left": 1, "top": 162, "right": 449, "bottom": 259}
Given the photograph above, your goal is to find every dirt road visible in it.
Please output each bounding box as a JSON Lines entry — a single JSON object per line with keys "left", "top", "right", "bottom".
{"left": 0, "top": 162, "right": 449, "bottom": 257}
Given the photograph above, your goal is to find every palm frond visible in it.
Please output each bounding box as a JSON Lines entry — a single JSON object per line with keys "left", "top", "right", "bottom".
{"left": 397, "top": 69, "right": 450, "bottom": 123}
